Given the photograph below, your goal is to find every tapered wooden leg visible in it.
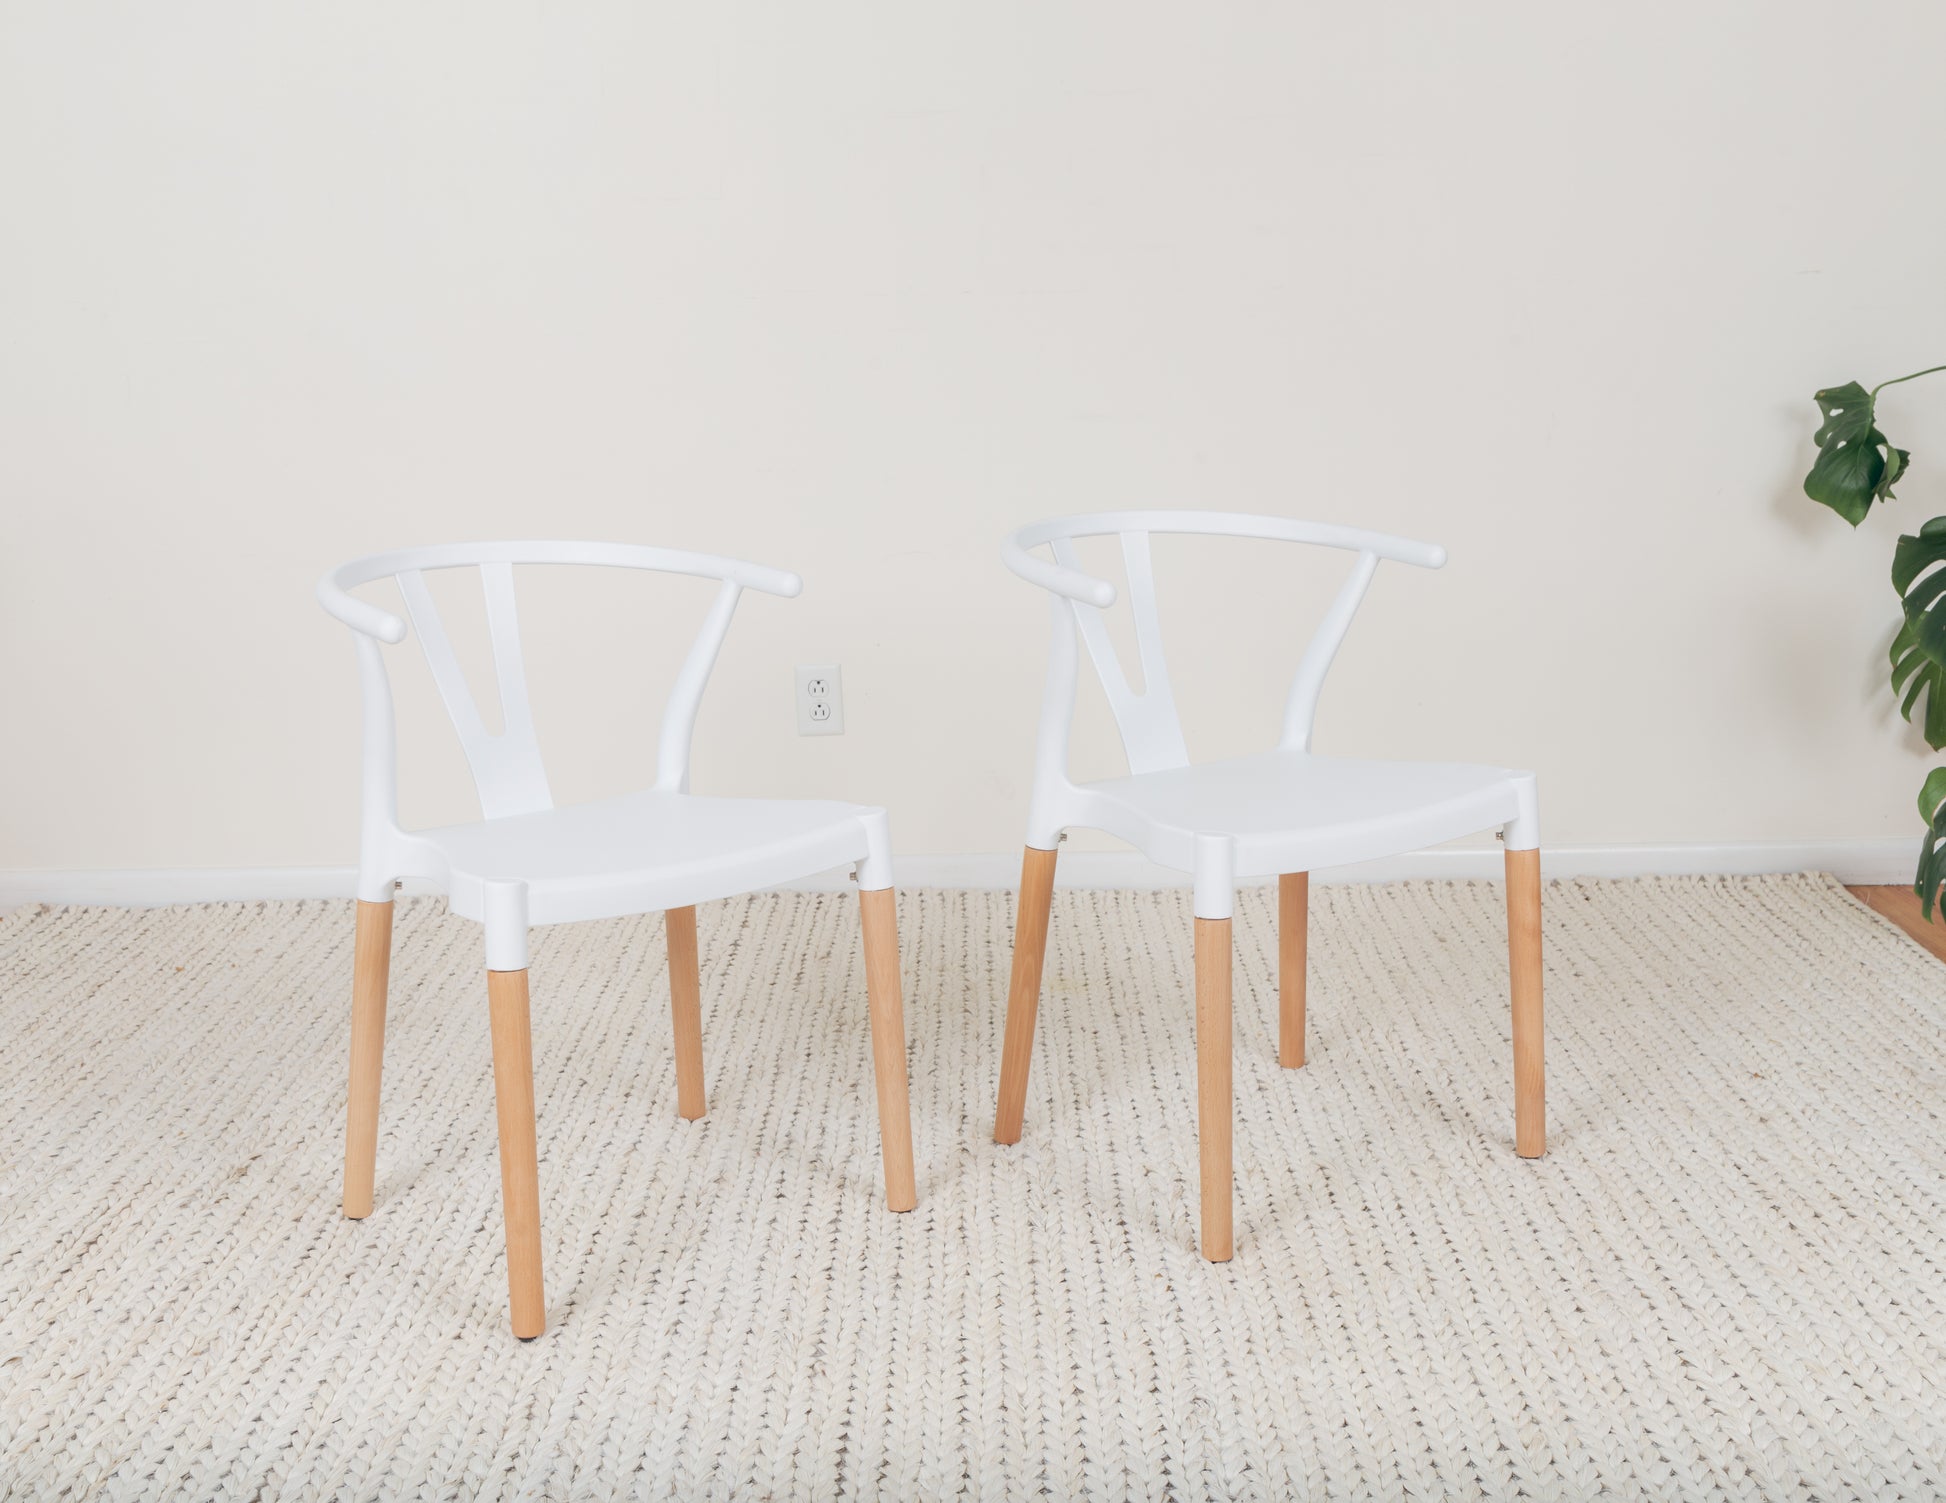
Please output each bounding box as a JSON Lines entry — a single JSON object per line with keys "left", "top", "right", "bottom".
{"left": 1506, "top": 847, "right": 1545, "bottom": 1158}
{"left": 858, "top": 887, "right": 917, "bottom": 1211}
{"left": 487, "top": 968, "right": 546, "bottom": 1339}
{"left": 1195, "top": 916, "right": 1234, "bottom": 1262}
{"left": 993, "top": 845, "right": 1059, "bottom": 1144}
{"left": 342, "top": 898, "right": 393, "bottom": 1219}
{"left": 665, "top": 906, "right": 706, "bottom": 1120}
{"left": 1279, "top": 872, "right": 1308, "bottom": 1068}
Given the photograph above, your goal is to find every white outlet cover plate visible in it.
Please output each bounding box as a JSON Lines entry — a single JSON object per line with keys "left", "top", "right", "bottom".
{"left": 794, "top": 663, "right": 844, "bottom": 736}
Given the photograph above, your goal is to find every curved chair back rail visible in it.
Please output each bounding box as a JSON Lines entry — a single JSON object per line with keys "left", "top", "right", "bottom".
{"left": 319, "top": 539, "right": 802, "bottom": 643}
{"left": 1001, "top": 509, "right": 1444, "bottom": 608}
{"left": 1002, "top": 510, "right": 1446, "bottom": 778}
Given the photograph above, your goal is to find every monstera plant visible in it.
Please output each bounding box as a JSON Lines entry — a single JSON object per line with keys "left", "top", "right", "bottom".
{"left": 1804, "top": 363, "right": 1946, "bottom": 914}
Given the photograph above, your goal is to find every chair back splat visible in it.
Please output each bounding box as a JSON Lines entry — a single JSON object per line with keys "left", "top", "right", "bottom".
{"left": 394, "top": 562, "right": 552, "bottom": 819}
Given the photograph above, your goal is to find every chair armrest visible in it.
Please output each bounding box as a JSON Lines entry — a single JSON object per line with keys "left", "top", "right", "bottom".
{"left": 1001, "top": 531, "right": 1118, "bottom": 607}
{"left": 317, "top": 569, "right": 408, "bottom": 644}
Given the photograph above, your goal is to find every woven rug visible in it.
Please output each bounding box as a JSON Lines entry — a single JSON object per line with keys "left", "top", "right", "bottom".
{"left": 1, "top": 877, "right": 1943, "bottom": 1500}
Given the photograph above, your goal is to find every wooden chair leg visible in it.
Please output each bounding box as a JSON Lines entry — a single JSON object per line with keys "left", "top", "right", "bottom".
{"left": 858, "top": 887, "right": 917, "bottom": 1211}
{"left": 1195, "top": 915, "right": 1234, "bottom": 1262}
{"left": 1505, "top": 847, "right": 1545, "bottom": 1158}
{"left": 487, "top": 967, "right": 546, "bottom": 1339}
{"left": 665, "top": 906, "right": 706, "bottom": 1120}
{"left": 993, "top": 845, "right": 1058, "bottom": 1144}
{"left": 1279, "top": 872, "right": 1308, "bottom": 1068}
{"left": 342, "top": 898, "right": 393, "bottom": 1219}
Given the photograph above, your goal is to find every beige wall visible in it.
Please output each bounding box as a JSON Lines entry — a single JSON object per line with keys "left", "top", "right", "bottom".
{"left": 4, "top": 3, "right": 1945, "bottom": 875}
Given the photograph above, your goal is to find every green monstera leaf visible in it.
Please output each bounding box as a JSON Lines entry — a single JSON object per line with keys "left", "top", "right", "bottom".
{"left": 1915, "top": 767, "right": 1946, "bottom": 919}
{"left": 1895, "top": 516, "right": 1946, "bottom": 660}
{"left": 1890, "top": 615, "right": 1946, "bottom": 749}
{"left": 1883, "top": 615, "right": 1946, "bottom": 747}
{"left": 1804, "top": 381, "right": 1908, "bottom": 525}
{"left": 1890, "top": 517, "right": 1946, "bottom": 750}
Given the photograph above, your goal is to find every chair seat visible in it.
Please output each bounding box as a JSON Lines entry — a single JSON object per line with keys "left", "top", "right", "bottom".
{"left": 1071, "top": 750, "right": 1530, "bottom": 877}
{"left": 411, "top": 789, "right": 879, "bottom": 927}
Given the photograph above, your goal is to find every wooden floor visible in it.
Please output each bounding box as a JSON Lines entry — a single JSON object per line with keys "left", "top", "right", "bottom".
{"left": 1848, "top": 885, "right": 1946, "bottom": 963}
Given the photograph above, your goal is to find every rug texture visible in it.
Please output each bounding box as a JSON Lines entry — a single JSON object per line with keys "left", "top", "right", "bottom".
{"left": 1, "top": 876, "right": 1943, "bottom": 1501}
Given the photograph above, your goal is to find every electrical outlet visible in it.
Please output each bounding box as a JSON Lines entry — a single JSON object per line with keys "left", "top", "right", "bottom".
{"left": 795, "top": 663, "right": 844, "bottom": 736}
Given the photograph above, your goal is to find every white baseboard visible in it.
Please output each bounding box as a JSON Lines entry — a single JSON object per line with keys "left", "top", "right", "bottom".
{"left": 887, "top": 839, "right": 1920, "bottom": 889}
{"left": 0, "top": 839, "right": 1918, "bottom": 910}
{"left": 0, "top": 867, "right": 368, "bottom": 908}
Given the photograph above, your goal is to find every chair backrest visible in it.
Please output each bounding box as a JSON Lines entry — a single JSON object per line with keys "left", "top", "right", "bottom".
{"left": 1001, "top": 511, "right": 1445, "bottom": 775}
{"left": 318, "top": 541, "right": 801, "bottom": 823}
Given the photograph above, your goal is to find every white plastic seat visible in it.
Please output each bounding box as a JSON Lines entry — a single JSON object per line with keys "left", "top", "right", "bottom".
{"left": 415, "top": 789, "right": 880, "bottom": 928}
{"left": 991, "top": 511, "right": 1544, "bottom": 1263}
{"left": 1072, "top": 750, "right": 1525, "bottom": 880}
{"left": 318, "top": 541, "right": 916, "bottom": 1339}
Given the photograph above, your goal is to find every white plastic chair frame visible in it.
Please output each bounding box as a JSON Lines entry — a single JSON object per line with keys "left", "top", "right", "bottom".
{"left": 318, "top": 541, "right": 916, "bottom": 1337}
{"left": 994, "top": 511, "right": 1543, "bottom": 1261}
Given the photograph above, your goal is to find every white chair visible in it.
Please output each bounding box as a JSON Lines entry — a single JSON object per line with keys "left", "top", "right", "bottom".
{"left": 317, "top": 542, "right": 916, "bottom": 1338}
{"left": 993, "top": 512, "right": 1543, "bottom": 1262}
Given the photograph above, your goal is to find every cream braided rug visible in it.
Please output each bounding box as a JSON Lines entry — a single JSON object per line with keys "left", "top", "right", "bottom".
{"left": 1, "top": 876, "right": 1944, "bottom": 1500}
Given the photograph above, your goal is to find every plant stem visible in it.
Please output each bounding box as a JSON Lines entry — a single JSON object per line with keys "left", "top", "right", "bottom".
{"left": 1871, "top": 364, "right": 1946, "bottom": 398}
